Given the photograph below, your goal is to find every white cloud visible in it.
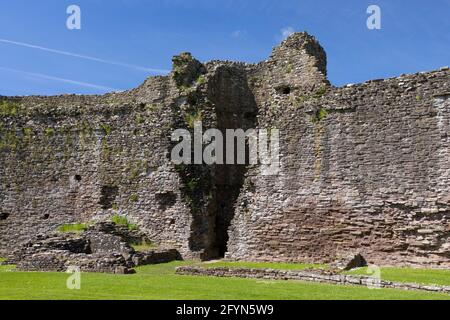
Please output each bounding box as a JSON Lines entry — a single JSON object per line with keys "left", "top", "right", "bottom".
{"left": 281, "top": 27, "right": 295, "bottom": 40}
{"left": 0, "top": 66, "right": 121, "bottom": 92}
{"left": 0, "top": 38, "right": 169, "bottom": 74}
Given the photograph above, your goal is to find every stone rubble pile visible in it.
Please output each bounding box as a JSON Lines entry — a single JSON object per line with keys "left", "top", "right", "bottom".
{"left": 6, "top": 222, "right": 181, "bottom": 274}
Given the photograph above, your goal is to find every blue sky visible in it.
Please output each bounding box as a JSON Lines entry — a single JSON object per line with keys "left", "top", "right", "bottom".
{"left": 0, "top": 0, "right": 449, "bottom": 96}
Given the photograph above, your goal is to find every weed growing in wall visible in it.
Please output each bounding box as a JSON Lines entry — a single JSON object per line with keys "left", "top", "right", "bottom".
{"left": 57, "top": 223, "right": 88, "bottom": 233}
{"left": 196, "top": 75, "right": 206, "bottom": 86}
{"left": 100, "top": 123, "right": 112, "bottom": 135}
{"left": 311, "top": 108, "right": 328, "bottom": 123}
{"left": 184, "top": 109, "right": 202, "bottom": 129}
{"left": 111, "top": 215, "right": 138, "bottom": 231}
{"left": 44, "top": 128, "right": 55, "bottom": 137}
{"left": 129, "top": 194, "right": 139, "bottom": 203}
{"left": 313, "top": 85, "right": 328, "bottom": 99}
{"left": 0, "top": 100, "right": 20, "bottom": 117}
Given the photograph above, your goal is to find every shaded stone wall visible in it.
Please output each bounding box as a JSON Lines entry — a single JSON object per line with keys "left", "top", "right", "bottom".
{"left": 1, "top": 32, "right": 449, "bottom": 267}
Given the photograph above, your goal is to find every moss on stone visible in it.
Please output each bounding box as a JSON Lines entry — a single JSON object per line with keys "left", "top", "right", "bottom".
{"left": 311, "top": 108, "right": 328, "bottom": 123}
{"left": 313, "top": 85, "right": 328, "bottom": 99}
{"left": 100, "top": 123, "right": 112, "bottom": 135}
{"left": 43, "top": 128, "right": 55, "bottom": 137}
{"left": 129, "top": 194, "right": 139, "bottom": 203}
{"left": 101, "top": 138, "right": 110, "bottom": 159}
{"left": 0, "top": 129, "right": 19, "bottom": 150}
{"left": 135, "top": 114, "right": 145, "bottom": 125}
{"left": 22, "top": 127, "right": 33, "bottom": 137}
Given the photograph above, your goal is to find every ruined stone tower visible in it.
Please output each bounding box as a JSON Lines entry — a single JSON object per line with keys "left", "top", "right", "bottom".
{"left": 1, "top": 32, "right": 449, "bottom": 267}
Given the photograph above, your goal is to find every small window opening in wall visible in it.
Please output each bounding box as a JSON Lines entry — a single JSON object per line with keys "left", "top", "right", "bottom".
{"left": 74, "top": 175, "right": 82, "bottom": 181}
{"left": 99, "top": 186, "right": 119, "bottom": 210}
{"left": 0, "top": 212, "right": 9, "bottom": 220}
{"left": 42, "top": 214, "right": 50, "bottom": 220}
{"left": 155, "top": 192, "right": 177, "bottom": 210}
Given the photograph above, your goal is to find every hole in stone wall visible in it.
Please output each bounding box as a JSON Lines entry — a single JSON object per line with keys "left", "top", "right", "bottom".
{"left": 99, "top": 186, "right": 119, "bottom": 210}
{"left": 42, "top": 214, "right": 50, "bottom": 220}
{"left": 74, "top": 175, "right": 82, "bottom": 181}
{"left": 0, "top": 212, "right": 9, "bottom": 220}
{"left": 155, "top": 192, "right": 177, "bottom": 210}
{"left": 275, "top": 85, "right": 292, "bottom": 95}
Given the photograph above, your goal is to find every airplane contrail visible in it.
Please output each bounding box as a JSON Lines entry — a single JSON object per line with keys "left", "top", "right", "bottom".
{"left": 0, "top": 38, "right": 170, "bottom": 74}
{"left": 0, "top": 66, "right": 121, "bottom": 92}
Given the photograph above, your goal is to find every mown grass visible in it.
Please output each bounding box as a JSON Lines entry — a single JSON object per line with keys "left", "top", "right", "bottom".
{"left": 346, "top": 267, "right": 450, "bottom": 287}
{"left": 202, "top": 261, "right": 327, "bottom": 270}
{"left": 1, "top": 261, "right": 449, "bottom": 300}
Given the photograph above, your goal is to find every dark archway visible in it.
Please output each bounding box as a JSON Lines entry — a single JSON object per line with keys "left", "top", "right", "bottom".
{"left": 207, "top": 66, "right": 258, "bottom": 259}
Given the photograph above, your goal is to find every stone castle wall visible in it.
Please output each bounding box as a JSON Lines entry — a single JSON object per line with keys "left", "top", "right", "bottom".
{"left": 1, "top": 32, "right": 449, "bottom": 267}
{"left": 0, "top": 78, "right": 195, "bottom": 257}
{"left": 228, "top": 65, "right": 450, "bottom": 268}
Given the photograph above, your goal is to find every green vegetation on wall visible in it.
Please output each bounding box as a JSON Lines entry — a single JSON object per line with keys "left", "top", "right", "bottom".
{"left": 0, "top": 100, "right": 20, "bottom": 117}
{"left": 43, "top": 128, "right": 55, "bottom": 137}
{"left": 184, "top": 109, "right": 202, "bottom": 129}
{"left": 129, "top": 194, "right": 139, "bottom": 203}
{"left": 0, "top": 128, "right": 19, "bottom": 150}
{"left": 311, "top": 108, "right": 328, "bottom": 123}
{"left": 100, "top": 123, "right": 112, "bottom": 135}
{"left": 111, "top": 215, "right": 138, "bottom": 231}
{"left": 57, "top": 223, "right": 88, "bottom": 233}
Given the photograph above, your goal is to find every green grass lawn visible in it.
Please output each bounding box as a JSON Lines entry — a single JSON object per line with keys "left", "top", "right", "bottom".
{"left": 346, "top": 267, "right": 450, "bottom": 287}
{"left": 1, "top": 261, "right": 450, "bottom": 300}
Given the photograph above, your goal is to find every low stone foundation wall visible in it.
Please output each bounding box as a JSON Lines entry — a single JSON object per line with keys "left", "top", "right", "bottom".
{"left": 8, "top": 222, "right": 182, "bottom": 274}
{"left": 132, "top": 249, "right": 181, "bottom": 266}
{"left": 175, "top": 266, "right": 450, "bottom": 294}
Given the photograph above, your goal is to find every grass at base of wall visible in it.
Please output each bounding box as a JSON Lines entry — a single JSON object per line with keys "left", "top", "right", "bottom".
{"left": 131, "top": 241, "right": 158, "bottom": 252}
{"left": 201, "top": 261, "right": 327, "bottom": 270}
{"left": 0, "top": 264, "right": 15, "bottom": 272}
{"left": 1, "top": 262, "right": 449, "bottom": 300}
{"left": 56, "top": 223, "right": 88, "bottom": 233}
{"left": 345, "top": 267, "right": 450, "bottom": 287}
